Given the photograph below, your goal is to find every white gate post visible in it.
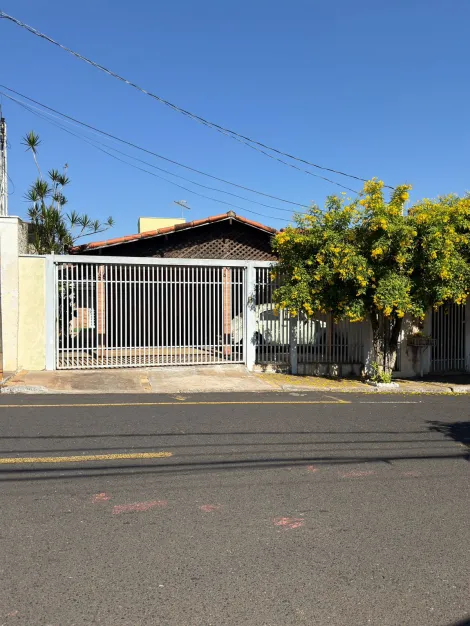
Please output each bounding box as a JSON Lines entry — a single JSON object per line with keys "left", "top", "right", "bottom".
{"left": 45, "top": 255, "right": 56, "bottom": 370}
{"left": 245, "top": 263, "right": 256, "bottom": 371}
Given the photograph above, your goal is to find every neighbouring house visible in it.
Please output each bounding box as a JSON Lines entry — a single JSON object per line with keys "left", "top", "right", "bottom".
{"left": 70, "top": 211, "right": 278, "bottom": 261}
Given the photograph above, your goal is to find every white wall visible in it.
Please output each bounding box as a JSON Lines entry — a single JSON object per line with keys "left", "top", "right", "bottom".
{"left": 0, "top": 217, "right": 25, "bottom": 372}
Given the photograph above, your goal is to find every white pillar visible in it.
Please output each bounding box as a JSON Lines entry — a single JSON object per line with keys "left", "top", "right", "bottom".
{"left": 0, "top": 217, "right": 25, "bottom": 373}
{"left": 245, "top": 263, "right": 256, "bottom": 371}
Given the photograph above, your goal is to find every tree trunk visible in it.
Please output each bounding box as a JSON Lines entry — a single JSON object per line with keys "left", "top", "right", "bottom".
{"left": 370, "top": 311, "right": 403, "bottom": 376}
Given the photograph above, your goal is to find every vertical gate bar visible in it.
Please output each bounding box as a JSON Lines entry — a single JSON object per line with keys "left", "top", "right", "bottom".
{"left": 177, "top": 266, "right": 181, "bottom": 364}
{"left": 270, "top": 269, "right": 273, "bottom": 364}
{"left": 194, "top": 267, "right": 198, "bottom": 364}
{"left": 142, "top": 265, "right": 146, "bottom": 367}
{"left": 68, "top": 264, "right": 72, "bottom": 368}
{"left": 164, "top": 266, "right": 168, "bottom": 365}
{"left": 235, "top": 268, "right": 239, "bottom": 362}
{"left": 234, "top": 268, "right": 237, "bottom": 363}
{"left": 65, "top": 263, "right": 68, "bottom": 368}
{"left": 137, "top": 265, "right": 141, "bottom": 366}
{"left": 215, "top": 267, "right": 218, "bottom": 364}
{"left": 111, "top": 266, "right": 114, "bottom": 367}
{"left": 155, "top": 266, "right": 159, "bottom": 365}
{"left": 132, "top": 264, "right": 136, "bottom": 366}
{"left": 71, "top": 263, "right": 75, "bottom": 368}
{"left": 83, "top": 263, "right": 87, "bottom": 369}
{"left": 211, "top": 266, "right": 214, "bottom": 363}
{"left": 60, "top": 264, "right": 64, "bottom": 368}
{"left": 198, "top": 267, "right": 202, "bottom": 364}
{"left": 124, "top": 265, "right": 128, "bottom": 365}
{"left": 89, "top": 263, "right": 93, "bottom": 369}
{"left": 204, "top": 267, "right": 207, "bottom": 363}
{"left": 146, "top": 265, "right": 149, "bottom": 365}
{"left": 86, "top": 264, "right": 90, "bottom": 369}
{"left": 146, "top": 264, "right": 150, "bottom": 367}
{"left": 103, "top": 266, "right": 107, "bottom": 369}
{"left": 55, "top": 263, "right": 59, "bottom": 369}
{"left": 170, "top": 266, "right": 174, "bottom": 365}
{"left": 151, "top": 265, "right": 155, "bottom": 365}
{"left": 451, "top": 304, "right": 454, "bottom": 370}
{"left": 261, "top": 269, "right": 265, "bottom": 364}
{"left": 158, "top": 265, "right": 162, "bottom": 365}
{"left": 119, "top": 265, "right": 122, "bottom": 367}
{"left": 190, "top": 266, "right": 194, "bottom": 364}
{"left": 461, "top": 305, "right": 464, "bottom": 368}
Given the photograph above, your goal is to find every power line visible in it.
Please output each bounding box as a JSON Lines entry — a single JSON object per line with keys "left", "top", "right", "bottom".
{"left": 7, "top": 92, "right": 294, "bottom": 224}
{"left": 0, "top": 11, "right": 384, "bottom": 191}
{"left": 1, "top": 90, "right": 301, "bottom": 214}
{"left": 0, "top": 84, "right": 313, "bottom": 209}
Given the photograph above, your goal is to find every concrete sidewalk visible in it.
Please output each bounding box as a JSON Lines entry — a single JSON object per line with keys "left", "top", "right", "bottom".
{"left": 2, "top": 365, "right": 470, "bottom": 394}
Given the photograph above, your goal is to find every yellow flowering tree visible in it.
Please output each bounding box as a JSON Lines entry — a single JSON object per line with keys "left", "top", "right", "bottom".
{"left": 272, "top": 179, "right": 470, "bottom": 375}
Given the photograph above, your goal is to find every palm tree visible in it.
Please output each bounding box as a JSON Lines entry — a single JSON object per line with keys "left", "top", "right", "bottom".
{"left": 23, "top": 132, "right": 114, "bottom": 253}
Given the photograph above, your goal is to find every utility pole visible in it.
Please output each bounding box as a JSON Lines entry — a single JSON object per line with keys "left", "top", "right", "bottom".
{"left": 0, "top": 115, "right": 8, "bottom": 217}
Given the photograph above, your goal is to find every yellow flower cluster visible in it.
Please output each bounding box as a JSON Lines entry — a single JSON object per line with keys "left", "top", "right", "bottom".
{"left": 371, "top": 247, "right": 383, "bottom": 258}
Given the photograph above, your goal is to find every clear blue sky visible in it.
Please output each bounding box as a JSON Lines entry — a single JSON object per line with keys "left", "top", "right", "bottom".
{"left": 1, "top": 0, "right": 469, "bottom": 241}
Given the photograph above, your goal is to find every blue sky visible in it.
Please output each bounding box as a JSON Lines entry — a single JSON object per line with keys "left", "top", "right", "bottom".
{"left": 1, "top": 0, "right": 469, "bottom": 240}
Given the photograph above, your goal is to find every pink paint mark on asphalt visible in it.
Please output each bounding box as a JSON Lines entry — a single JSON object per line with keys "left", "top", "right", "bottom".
{"left": 112, "top": 500, "right": 168, "bottom": 515}
{"left": 273, "top": 516, "right": 304, "bottom": 530}
{"left": 91, "top": 492, "right": 111, "bottom": 503}
{"left": 307, "top": 465, "right": 318, "bottom": 473}
{"left": 199, "top": 504, "right": 222, "bottom": 512}
{"left": 6, "top": 610, "right": 19, "bottom": 617}
{"left": 340, "top": 470, "right": 375, "bottom": 478}
{"left": 402, "top": 471, "right": 421, "bottom": 477}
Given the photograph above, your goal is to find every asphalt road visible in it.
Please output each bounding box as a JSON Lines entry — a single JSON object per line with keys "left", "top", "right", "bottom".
{"left": 0, "top": 391, "right": 469, "bottom": 626}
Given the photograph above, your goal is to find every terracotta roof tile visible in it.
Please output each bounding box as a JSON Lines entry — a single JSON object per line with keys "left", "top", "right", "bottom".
{"left": 70, "top": 212, "right": 277, "bottom": 253}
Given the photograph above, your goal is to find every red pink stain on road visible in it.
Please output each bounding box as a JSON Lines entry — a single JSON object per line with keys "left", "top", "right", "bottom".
{"left": 306, "top": 465, "right": 318, "bottom": 473}
{"left": 199, "top": 504, "right": 222, "bottom": 512}
{"left": 112, "top": 500, "right": 168, "bottom": 515}
{"left": 91, "top": 492, "right": 112, "bottom": 503}
{"left": 273, "top": 516, "right": 304, "bottom": 530}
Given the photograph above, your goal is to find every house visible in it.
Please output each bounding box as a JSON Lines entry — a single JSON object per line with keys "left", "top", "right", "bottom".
{"left": 71, "top": 211, "right": 277, "bottom": 261}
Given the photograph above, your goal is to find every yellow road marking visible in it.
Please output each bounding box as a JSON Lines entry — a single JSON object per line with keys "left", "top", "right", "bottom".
{"left": 0, "top": 451, "right": 173, "bottom": 465}
{"left": 0, "top": 400, "right": 350, "bottom": 408}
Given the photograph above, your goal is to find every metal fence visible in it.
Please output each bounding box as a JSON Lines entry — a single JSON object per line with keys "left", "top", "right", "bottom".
{"left": 254, "top": 268, "right": 363, "bottom": 367}
{"left": 431, "top": 302, "right": 466, "bottom": 372}
{"left": 55, "top": 260, "right": 245, "bottom": 369}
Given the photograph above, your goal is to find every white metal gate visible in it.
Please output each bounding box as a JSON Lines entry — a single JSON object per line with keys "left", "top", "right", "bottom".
{"left": 431, "top": 303, "right": 466, "bottom": 372}
{"left": 55, "top": 258, "right": 245, "bottom": 369}
{"left": 254, "top": 267, "right": 363, "bottom": 367}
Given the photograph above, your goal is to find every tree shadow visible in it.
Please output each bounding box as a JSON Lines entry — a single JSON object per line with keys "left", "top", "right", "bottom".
{"left": 446, "top": 618, "right": 470, "bottom": 626}
{"left": 427, "top": 420, "right": 470, "bottom": 452}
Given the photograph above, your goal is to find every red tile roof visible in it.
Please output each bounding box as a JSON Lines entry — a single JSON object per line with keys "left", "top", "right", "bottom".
{"left": 70, "top": 212, "right": 277, "bottom": 253}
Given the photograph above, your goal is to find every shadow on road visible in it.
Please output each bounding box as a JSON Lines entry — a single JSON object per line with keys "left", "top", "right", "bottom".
{"left": 447, "top": 618, "right": 470, "bottom": 626}
{"left": 428, "top": 420, "right": 470, "bottom": 452}
{"left": 0, "top": 448, "right": 468, "bottom": 482}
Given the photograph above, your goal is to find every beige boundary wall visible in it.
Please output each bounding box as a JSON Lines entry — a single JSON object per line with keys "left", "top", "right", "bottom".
{"left": 18, "top": 256, "right": 47, "bottom": 371}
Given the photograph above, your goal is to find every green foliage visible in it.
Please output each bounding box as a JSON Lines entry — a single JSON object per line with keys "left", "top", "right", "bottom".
{"left": 272, "top": 179, "right": 470, "bottom": 373}
{"left": 23, "top": 132, "right": 114, "bottom": 254}
{"left": 369, "top": 362, "right": 393, "bottom": 384}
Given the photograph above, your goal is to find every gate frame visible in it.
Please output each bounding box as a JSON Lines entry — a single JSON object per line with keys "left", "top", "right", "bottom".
{"left": 45, "top": 255, "right": 272, "bottom": 371}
